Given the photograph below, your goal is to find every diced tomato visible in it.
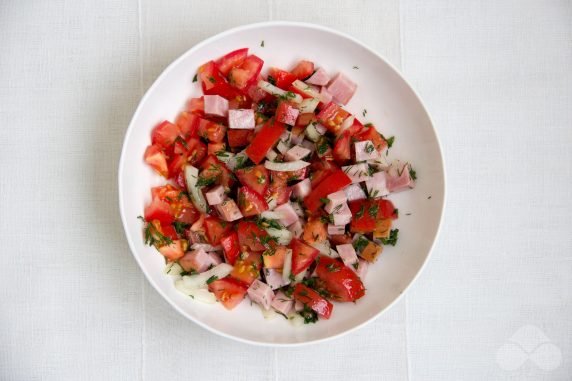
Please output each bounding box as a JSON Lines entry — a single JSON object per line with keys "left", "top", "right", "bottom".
{"left": 332, "top": 130, "right": 351, "bottom": 164}
{"left": 348, "top": 199, "right": 398, "bottom": 233}
{"left": 230, "top": 252, "right": 262, "bottom": 285}
{"left": 329, "top": 234, "right": 353, "bottom": 245}
{"left": 270, "top": 167, "right": 308, "bottom": 184}
{"left": 304, "top": 169, "right": 352, "bottom": 212}
{"left": 185, "top": 138, "right": 208, "bottom": 166}
{"left": 208, "top": 142, "right": 226, "bottom": 156}
{"left": 198, "top": 61, "right": 241, "bottom": 100}
{"left": 355, "top": 125, "right": 388, "bottom": 152}
{"left": 275, "top": 101, "right": 299, "bottom": 125}
{"left": 157, "top": 239, "right": 186, "bottom": 261}
{"left": 204, "top": 216, "right": 232, "bottom": 245}
{"left": 235, "top": 165, "right": 269, "bottom": 196}
{"left": 167, "top": 151, "right": 187, "bottom": 180}
{"left": 287, "top": 84, "right": 313, "bottom": 100}
{"left": 245, "top": 119, "right": 286, "bottom": 164}
{"left": 198, "top": 118, "right": 226, "bottom": 143}
{"left": 216, "top": 48, "right": 248, "bottom": 76}
{"left": 317, "top": 102, "right": 352, "bottom": 135}
{"left": 265, "top": 173, "right": 293, "bottom": 207}
{"left": 200, "top": 155, "right": 234, "bottom": 189}
{"left": 151, "top": 184, "right": 199, "bottom": 225}
{"left": 314, "top": 256, "right": 365, "bottom": 302}
{"left": 220, "top": 231, "right": 241, "bottom": 265}
{"left": 227, "top": 129, "right": 254, "bottom": 148}
{"left": 301, "top": 219, "right": 327, "bottom": 244}
{"left": 290, "top": 60, "right": 314, "bottom": 80}
{"left": 268, "top": 67, "right": 297, "bottom": 89}
{"left": 176, "top": 111, "right": 200, "bottom": 137}
{"left": 309, "top": 160, "right": 338, "bottom": 188}
{"left": 290, "top": 238, "right": 319, "bottom": 275}
{"left": 208, "top": 277, "right": 248, "bottom": 310}
{"left": 187, "top": 97, "right": 204, "bottom": 116}
{"left": 228, "top": 94, "right": 252, "bottom": 110}
{"left": 295, "top": 113, "right": 316, "bottom": 127}
{"left": 292, "top": 283, "right": 333, "bottom": 319}
{"left": 262, "top": 245, "right": 287, "bottom": 269}
{"left": 151, "top": 121, "right": 180, "bottom": 148}
{"left": 237, "top": 186, "right": 269, "bottom": 217}
{"left": 144, "top": 197, "right": 174, "bottom": 224}
{"left": 159, "top": 224, "right": 179, "bottom": 241}
{"left": 228, "top": 55, "right": 264, "bottom": 90}
{"left": 144, "top": 144, "right": 168, "bottom": 177}
{"left": 237, "top": 221, "right": 268, "bottom": 251}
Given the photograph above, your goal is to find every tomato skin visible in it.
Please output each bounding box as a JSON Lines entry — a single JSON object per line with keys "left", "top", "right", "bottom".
{"left": 290, "top": 238, "right": 320, "bottom": 275}
{"left": 151, "top": 121, "right": 180, "bottom": 148}
{"left": 268, "top": 67, "right": 297, "bottom": 89}
{"left": 237, "top": 221, "right": 268, "bottom": 251}
{"left": 208, "top": 277, "right": 248, "bottom": 310}
{"left": 176, "top": 111, "right": 200, "bottom": 138}
{"left": 144, "top": 198, "right": 174, "bottom": 224}
{"left": 292, "top": 283, "right": 333, "bottom": 319}
{"left": 227, "top": 129, "right": 254, "bottom": 148}
{"left": 230, "top": 252, "right": 262, "bottom": 285}
{"left": 216, "top": 48, "right": 248, "bottom": 76}
{"left": 198, "top": 118, "right": 226, "bottom": 143}
{"left": 291, "top": 60, "right": 315, "bottom": 80}
{"left": 185, "top": 138, "right": 208, "bottom": 166}
{"left": 275, "top": 101, "right": 299, "bottom": 125}
{"left": 329, "top": 234, "right": 353, "bottom": 245}
{"left": 220, "top": 231, "right": 241, "bottom": 265}
{"left": 187, "top": 97, "right": 204, "bottom": 116}
{"left": 198, "top": 61, "right": 241, "bottom": 100}
{"left": 158, "top": 240, "right": 186, "bottom": 261}
{"left": 144, "top": 144, "right": 168, "bottom": 177}
{"left": 355, "top": 125, "right": 387, "bottom": 152}
{"left": 315, "top": 256, "right": 365, "bottom": 302}
{"left": 309, "top": 160, "right": 338, "bottom": 188}
{"left": 302, "top": 219, "right": 327, "bottom": 245}
{"left": 235, "top": 165, "right": 269, "bottom": 196}
{"left": 332, "top": 130, "right": 352, "bottom": 164}
{"left": 245, "top": 119, "right": 286, "bottom": 164}
{"left": 204, "top": 216, "right": 232, "bottom": 245}
{"left": 316, "top": 102, "right": 351, "bottom": 135}
{"left": 262, "top": 245, "right": 287, "bottom": 269}
{"left": 200, "top": 155, "right": 234, "bottom": 189}
{"left": 304, "top": 169, "right": 352, "bottom": 212}
{"left": 208, "top": 142, "right": 226, "bottom": 156}
{"left": 348, "top": 199, "right": 398, "bottom": 233}
{"left": 237, "top": 186, "right": 269, "bottom": 217}
{"left": 167, "top": 151, "right": 187, "bottom": 180}
{"left": 228, "top": 55, "right": 264, "bottom": 90}
{"left": 295, "top": 113, "right": 315, "bottom": 127}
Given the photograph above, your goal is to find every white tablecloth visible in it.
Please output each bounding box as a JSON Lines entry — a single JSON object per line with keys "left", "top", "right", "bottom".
{"left": 1, "top": 0, "right": 570, "bottom": 380}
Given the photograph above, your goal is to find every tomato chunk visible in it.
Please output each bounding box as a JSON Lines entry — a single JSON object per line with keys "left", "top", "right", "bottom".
{"left": 204, "top": 216, "right": 232, "bottom": 245}
{"left": 198, "top": 61, "right": 241, "bottom": 100}
{"left": 262, "top": 245, "right": 287, "bottom": 269}
{"left": 235, "top": 165, "right": 269, "bottom": 196}
{"left": 228, "top": 55, "right": 264, "bottom": 90}
{"left": 237, "top": 186, "right": 269, "bottom": 217}
{"left": 290, "top": 238, "right": 319, "bottom": 275}
{"left": 314, "top": 256, "right": 365, "bottom": 302}
{"left": 332, "top": 130, "right": 352, "bottom": 164}
{"left": 355, "top": 125, "right": 387, "bottom": 152}
{"left": 144, "top": 197, "right": 174, "bottom": 224}
{"left": 144, "top": 144, "right": 168, "bottom": 177}
{"left": 198, "top": 118, "right": 226, "bottom": 143}
{"left": 216, "top": 48, "right": 248, "bottom": 76}
{"left": 291, "top": 60, "right": 315, "bottom": 80}
{"left": 208, "top": 277, "right": 248, "bottom": 310}
{"left": 237, "top": 221, "right": 269, "bottom": 252}
{"left": 304, "top": 169, "right": 352, "bottom": 212}
{"left": 227, "top": 129, "right": 254, "bottom": 148}
{"left": 292, "top": 283, "right": 333, "bottom": 319}
{"left": 230, "top": 252, "right": 262, "bottom": 285}
{"left": 317, "top": 102, "right": 351, "bottom": 135}
{"left": 151, "top": 121, "right": 180, "bottom": 148}
{"left": 268, "top": 67, "right": 297, "bottom": 89}
{"left": 220, "top": 231, "right": 241, "bottom": 265}
{"left": 348, "top": 199, "right": 398, "bottom": 233}
{"left": 245, "top": 119, "right": 286, "bottom": 164}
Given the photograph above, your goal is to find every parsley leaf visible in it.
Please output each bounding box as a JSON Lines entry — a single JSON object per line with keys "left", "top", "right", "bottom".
{"left": 300, "top": 305, "right": 318, "bottom": 324}
{"left": 260, "top": 40, "right": 265, "bottom": 47}
{"left": 192, "top": 73, "right": 198, "bottom": 83}
{"left": 206, "top": 275, "right": 218, "bottom": 285}
{"left": 409, "top": 167, "right": 417, "bottom": 181}
{"left": 172, "top": 221, "right": 189, "bottom": 235}
{"left": 380, "top": 229, "right": 399, "bottom": 246}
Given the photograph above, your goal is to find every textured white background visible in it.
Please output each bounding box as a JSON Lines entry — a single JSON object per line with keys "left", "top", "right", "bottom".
{"left": 1, "top": 0, "right": 571, "bottom": 380}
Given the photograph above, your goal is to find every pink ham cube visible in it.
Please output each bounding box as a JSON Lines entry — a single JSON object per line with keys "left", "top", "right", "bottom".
{"left": 274, "top": 202, "right": 299, "bottom": 227}
{"left": 324, "top": 190, "right": 347, "bottom": 213}
{"left": 305, "top": 67, "right": 330, "bottom": 86}
{"left": 288, "top": 219, "right": 304, "bottom": 238}
{"left": 353, "top": 259, "right": 368, "bottom": 279}
{"left": 203, "top": 95, "right": 229, "bottom": 117}
{"left": 206, "top": 251, "right": 222, "bottom": 266}
{"left": 284, "top": 145, "right": 311, "bottom": 161}
{"left": 365, "top": 171, "right": 390, "bottom": 198}
{"left": 228, "top": 109, "right": 255, "bottom": 129}
{"left": 354, "top": 140, "right": 380, "bottom": 162}
{"left": 320, "top": 86, "right": 333, "bottom": 105}
{"left": 332, "top": 202, "right": 352, "bottom": 225}
{"left": 292, "top": 178, "right": 311, "bottom": 199}
{"left": 264, "top": 269, "right": 290, "bottom": 290}
{"left": 215, "top": 199, "right": 243, "bottom": 221}
{"left": 345, "top": 183, "right": 367, "bottom": 201}
{"left": 387, "top": 163, "right": 415, "bottom": 193}
{"left": 205, "top": 185, "right": 225, "bottom": 205}
{"left": 247, "top": 279, "right": 275, "bottom": 310}
{"left": 271, "top": 291, "right": 294, "bottom": 316}
{"left": 294, "top": 300, "right": 304, "bottom": 312}
{"left": 277, "top": 103, "right": 300, "bottom": 125}
{"left": 178, "top": 248, "right": 217, "bottom": 273}
{"left": 326, "top": 73, "right": 357, "bottom": 105}
{"left": 342, "top": 163, "right": 370, "bottom": 183}
{"left": 336, "top": 244, "right": 359, "bottom": 269}
{"left": 327, "top": 224, "right": 346, "bottom": 235}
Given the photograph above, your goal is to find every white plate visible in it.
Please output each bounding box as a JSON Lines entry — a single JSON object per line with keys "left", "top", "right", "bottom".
{"left": 118, "top": 21, "right": 445, "bottom": 346}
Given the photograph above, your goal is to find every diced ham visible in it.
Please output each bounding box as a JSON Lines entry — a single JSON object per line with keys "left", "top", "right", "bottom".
{"left": 324, "top": 190, "right": 347, "bottom": 213}
{"left": 294, "top": 300, "right": 304, "bottom": 312}
{"left": 288, "top": 219, "right": 304, "bottom": 238}
{"left": 284, "top": 145, "right": 311, "bottom": 161}
{"left": 336, "top": 244, "right": 359, "bottom": 269}
{"left": 290, "top": 132, "right": 304, "bottom": 145}
{"left": 271, "top": 291, "right": 294, "bottom": 315}
{"left": 305, "top": 67, "right": 330, "bottom": 86}
{"left": 387, "top": 163, "right": 415, "bottom": 193}
{"left": 292, "top": 178, "right": 311, "bottom": 199}
{"left": 274, "top": 202, "right": 299, "bottom": 227}
{"left": 291, "top": 202, "right": 304, "bottom": 217}
{"left": 332, "top": 202, "right": 352, "bottom": 225}
{"left": 205, "top": 185, "right": 225, "bottom": 205}
{"left": 300, "top": 139, "right": 315, "bottom": 154}
{"left": 319, "top": 86, "right": 333, "bottom": 105}
{"left": 365, "top": 171, "right": 390, "bottom": 198}
{"left": 264, "top": 269, "right": 290, "bottom": 290}
{"left": 327, "top": 224, "right": 346, "bottom": 235}
{"left": 354, "top": 140, "right": 380, "bottom": 162}
{"left": 178, "top": 248, "right": 217, "bottom": 273}
{"left": 203, "top": 95, "right": 229, "bottom": 117}
{"left": 247, "top": 279, "right": 275, "bottom": 310}
{"left": 228, "top": 109, "right": 255, "bottom": 129}
{"left": 353, "top": 259, "right": 369, "bottom": 279}
{"left": 344, "top": 183, "right": 367, "bottom": 201}
{"left": 326, "top": 73, "right": 357, "bottom": 105}
{"left": 342, "top": 163, "right": 370, "bottom": 183}
{"left": 215, "top": 199, "right": 243, "bottom": 221}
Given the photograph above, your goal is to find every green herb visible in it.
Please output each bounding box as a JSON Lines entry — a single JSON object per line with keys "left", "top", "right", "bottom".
{"left": 364, "top": 123, "right": 373, "bottom": 128}
{"left": 362, "top": 109, "right": 367, "bottom": 117}
{"left": 177, "top": 191, "right": 187, "bottom": 200}
{"left": 406, "top": 212, "right": 412, "bottom": 216}
{"left": 368, "top": 189, "right": 380, "bottom": 199}
{"left": 316, "top": 137, "right": 330, "bottom": 155}
{"left": 302, "top": 277, "right": 317, "bottom": 288}
{"left": 353, "top": 236, "right": 369, "bottom": 253}
{"left": 393, "top": 208, "right": 399, "bottom": 218}
{"left": 368, "top": 203, "right": 379, "bottom": 218}
{"left": 367, "top": 164, "right": 376, "bottom": 177}
{"left": 234, "top": 154, "right": 247, "bottom": 169}
{"left": 172, "top": 221, "right": 190, "bottom": 235}
{"left": 278, "top": 91, "right": 297, "bottom": 101}
{"left": 215, "top": 150, "right": 229, "bottom": 158}
{"left": 196, "top": 176, "right": 216, "bottom": 187}
{"left": 380, "top": 229, "right": 399, "bottom": 246}
{"left": 260, "top": 40, "right": 265, "bottom": 47}
{"left": 320, "top": 197, "right": 329, "bottom": 204}
{"left": 267, "top": 76, "right": 276, "bottom": 86}
{"left": 257, "top": 175, "right": 266, "bottom": 184}
{"left": 180, "top": 269, "right": 198, "bottom": 276}
{"left": 409, "top": 167, "right": 417, "bottom": 181}
{"left": 289, "top": 273, "right": 296, "bottom": 282}
{"left": 355, "top": 205, "right": 365, "bottom": 219}
{"left": 283, "top": 286, "right": 294, "bottom": 297}
{"left": 352, "top": 261, "right": 359, "bottom": 270}
{"left": 138, "top": 216, "right": 173, "bottom": 247}
{"left": 384, "top": 135, "right": 395, "bottom": 148}
{"left": 353, "top": 65, "right": 359, "bottom": 69}
{"left": 300, "top": 305, "right": 318, "bottom": 324}
{"left": 326, "top": 263, "right": 340, "bottom": 272}
{"left": 364, "top": 142, "right": 375, "bottom": 154}
{"left": 174, "top": 135, "right": 189, "bottom": 149}
{"left": 192, "top": 73, "right": 198, "bottom": 83}
{"left": 164, "top": 196, "right": 173, "bottom": 202}
{"left": 427, "top": 195, "right": 432, "bottom": 199}
{"left": 208, "top": 76, "right": 216, "bottom": 83}
{"left": 332, "top": 203, "right": 343, "bottom": 214}
{"left": 255, "top": 216, "right": 283, "bottom": 231}
{"left": 206, "top": 275, "right": 218, "bottom": 285}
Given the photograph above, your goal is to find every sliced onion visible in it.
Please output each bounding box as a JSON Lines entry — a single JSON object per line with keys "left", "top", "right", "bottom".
{"left": 260, "top": 305, "right": 278, "bottom": 320}
{"left": 260, "top": 210, "right": 284, "bottom": 220}
{"left": 164, "top": 262, "right": 184, "bottom": 277}
{"left": 276, "top": 140, "right": 290, "bottom": 154}
{"left": 311, "top": 241, "right": 340, "bottom": 258}
{"left": 191, "top": 243, "right": 222, "bottom": 252}
{"left": 181, "top": 263, "right": 233, "bottom": 289}
{"left": 291, "top": 80, "right": 327, "bottom": 103}
{"left": 340, "top": 115, "right": 355, "bottom": 133}
{"left": 264, "top": 160, "right": 310, "bottom": 172}
{"left": 175, "top": 280, "right": 217, "bottom": 304}
{"left": 226, "top": 149, "right": 248, "bottom": 171}
{"left": 214, "top": 150, "right": 234, "bottom": 165}
{"left": 299, "top": 98, "right": 319, "bottom": 113}
{"left": 288, "top": 313, "right": 304, "bottom": 327}
{"left": 265, "top": 149, "right": 278, "bottom": 161}
{"left": 304, "top": 122, "right": 324, "bottom": 142}
{"left": 258, "top": 80, "right": 302, "bottom": 103}
{"left": 282, "top": 249, "right": 293, "bottom": 282}
{"left": 293, "top": 268, "right": 307, "bottom": 284}
{"left": 184, "top": 165, "right": 208, "bottom": 213}
{"left": 264, "top": 227, "right": 292, "bottom": 245}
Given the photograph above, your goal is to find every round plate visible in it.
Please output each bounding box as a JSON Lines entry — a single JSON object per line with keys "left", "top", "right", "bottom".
{"left": 118, "top": 21, "right": 445, "bottom": 346}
